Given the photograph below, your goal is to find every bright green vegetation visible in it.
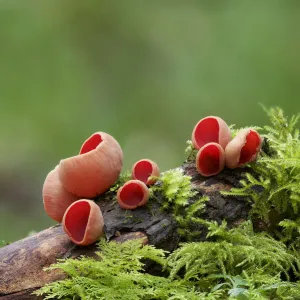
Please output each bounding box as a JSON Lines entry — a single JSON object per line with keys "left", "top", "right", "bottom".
{"left": 35, "top": 222, "right": 300, "bottom": 300}
{"left": 184, "top": 140, "right": 198, "bottom": 162}
{"left": 150, "top": 169, "right": 209, "bottom": 239}
{"left": 0, "top": 240, "right": 8, "bottom": 248}
{"left": 36, "top": 107, "right": 300, "bottom": 299}
{"left": 35, "top": 239, "right": 220, "bottom": 300}
{"left": 168, "top": 220, "right": 300, "bottom": 299}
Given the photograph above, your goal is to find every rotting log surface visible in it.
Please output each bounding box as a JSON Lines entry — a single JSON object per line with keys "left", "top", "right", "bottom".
{"left": 0, "top": 161, "right": 252, "bottom": 299}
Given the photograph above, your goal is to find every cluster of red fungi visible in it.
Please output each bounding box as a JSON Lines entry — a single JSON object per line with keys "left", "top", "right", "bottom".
{"left": 192, "top": 116, "right": 262, "bottom": 176}
{"left": 42, "top": 116, "right": 262, "bottom": 246}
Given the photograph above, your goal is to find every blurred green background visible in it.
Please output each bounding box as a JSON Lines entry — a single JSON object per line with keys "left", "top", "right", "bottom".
{"left": 0, "top": 0, "right": 299, "bottom": 242}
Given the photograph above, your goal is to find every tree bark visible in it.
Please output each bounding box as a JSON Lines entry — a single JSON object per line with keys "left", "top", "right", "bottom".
{"left": 0, "top": 161, "right": 252, "bottom": 299}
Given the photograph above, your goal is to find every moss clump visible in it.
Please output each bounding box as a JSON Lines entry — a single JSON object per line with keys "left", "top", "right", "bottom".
{"left": 34, "top": 238, "right": 221, "bottom": 300}
{"left": 149, "top": 168, "right": 209, "bottom": 239}
{"left": 35, "top": 221, "right": 300, "bottom": 299}
{"left": 0, "top": 240, "right": 8, "bottom": 248}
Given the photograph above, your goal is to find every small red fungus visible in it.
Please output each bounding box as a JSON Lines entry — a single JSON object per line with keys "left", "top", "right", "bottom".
{"left": 59, "top": 132, "right": 123, "bottom": 198}
{"left": 117, "top": 180, "right": 149, "bottom": 210}
{"left": 192, "top": 116, "right": 232, "bottom": 150}
{"left": 225, "top": 128, "right": 263, "bottom": 169}
{"left": 196, "top": 142, "right": 225, "bottom": 176}
{"left": 132, "top": 159, "right": 160, "bottom": 185}
{"left": 42, "top": 166, "right": 79, "bottom": 222}
{"left": 62, "top": 199, "right": 104, "bottom": 246}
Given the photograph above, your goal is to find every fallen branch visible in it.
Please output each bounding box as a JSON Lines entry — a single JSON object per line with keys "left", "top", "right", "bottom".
{"left": 0, "top": 161, "right": 252, "bottom": 299}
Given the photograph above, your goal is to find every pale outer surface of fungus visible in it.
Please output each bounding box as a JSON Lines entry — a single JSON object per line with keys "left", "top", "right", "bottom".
{"left": 43, "top": 166, "right": 79, "bottom": 222}
{"left": 62, "top": 199, "right": 104, "bottom": 246}
{"left": 225, "top": 128, "right": 263, "bottom": 169}
{"left": 58, "top": 132, "right": 123, "bottom": 198}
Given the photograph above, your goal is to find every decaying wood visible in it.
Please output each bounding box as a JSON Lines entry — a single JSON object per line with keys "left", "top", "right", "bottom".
{"left": 0, "top": 161, "right": 252, "bottom": 299}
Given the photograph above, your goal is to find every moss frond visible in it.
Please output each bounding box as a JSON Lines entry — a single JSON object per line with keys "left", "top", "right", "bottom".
{"left": 230, "top": 125, "right": 262, "bottom": 138}
{"left": 34, "top": 238, "right": 222, "bottom": 300}
{"left": 150, "top": 168, "right": 209, "bottom": 239}
{"left": 168, "top": 220, "right": 300, "bottom": 281}
{"left": 184, "top": 140, "right": 198, "bottom": 162}
{"left": 0, "top": 240, "right": 8, "bottom": 248}
{"left": 36, "top": 221, "right": 300, "bottom": 299}
{"left": 151, "top": 168, "right": 198, "bottom": 209}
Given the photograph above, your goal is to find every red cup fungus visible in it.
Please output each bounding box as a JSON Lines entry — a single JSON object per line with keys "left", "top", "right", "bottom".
{"left": 42, "top": 166, "right": 79, "bottom": 222}
{"left": 62, "top": 199, "right": 104, "bottom": 246}
{"left": 192, "top": 116, "right": 232, "bottom": 150}
{"left": 58, "top": 132, "right": 123, "bottom": 198}
{"left": 117, "top": 180, "right": 149, "bottom": 210}
{"left": 132, "top": 159, "right": 160, "bottom": 185}
{"left": 196, "top": 142, "right": 225, "bottom": 177}
{"left": 225, "top": 128, "right": 263, "bottom": 169}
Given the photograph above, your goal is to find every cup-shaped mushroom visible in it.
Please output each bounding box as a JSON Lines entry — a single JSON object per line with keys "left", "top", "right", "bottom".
{"left": 225, "top": 128, "right": 263, "bottom": 169}
{"left": 131, "top": 159, "right": 160, "bottom": 185}
{"left": 58, "top": 132, "right": 123, "bottom": 198}
{"left": 192, "top": 116, "right": 232, "bottom": 150}
{"left": 196, "top": 142, "right": 225, "bottom": 177}
{"left": 117, "top": 180, "right": 149, "bottom": 210}
{"left": 43, "top": 166, "right": 79, "bottom": 222}
{"left": 62, "top": 199, "right": 104, "bottom": 246}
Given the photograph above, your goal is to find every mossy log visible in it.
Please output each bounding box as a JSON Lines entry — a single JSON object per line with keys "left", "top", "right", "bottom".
{"left": 0, "top": 161, "right": 252, "bottom": 299}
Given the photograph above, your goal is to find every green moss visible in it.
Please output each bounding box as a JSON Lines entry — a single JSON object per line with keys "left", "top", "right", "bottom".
{"left": 35, "top": 221, "right": 300, "bottom": 300}
{"left": 34, "top": 238, "right": 222, "bottom": 300}
{"left": 184, "top": 140, "right": 198, "bottom": 162}
{"left": 149, "top": 168, "right": 209, "bottom": 239}
{"left": 0, "top": 240, "right": 9, "bottom": 248}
